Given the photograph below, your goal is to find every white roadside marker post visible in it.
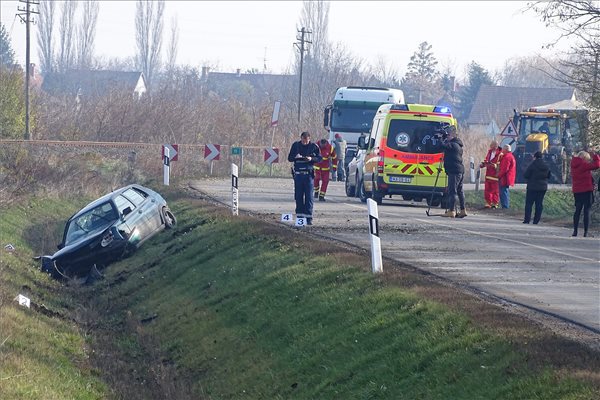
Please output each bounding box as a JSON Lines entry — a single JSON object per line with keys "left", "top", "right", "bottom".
{"left": 470, "top": 156, "right": 475, "bottom": 183}
{"left": 163, "top": 147, "right": 170, "bottom": 186}
{"left": 231, "top": 163, "right": 239, "bottom": 216}
{"left": 367, "top": 198, "right": 383, "bottom": 273}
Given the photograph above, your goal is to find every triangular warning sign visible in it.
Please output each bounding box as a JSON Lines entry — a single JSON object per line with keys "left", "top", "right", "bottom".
{"left": 500, "top": 120, "right": 518, "bottom": 137}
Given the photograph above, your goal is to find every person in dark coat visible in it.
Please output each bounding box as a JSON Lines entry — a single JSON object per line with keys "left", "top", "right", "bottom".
{"left": 287, "top": 131, "right": 322, "bottom": 226}
{"left": 523, "top": 151, "right": 551, "bottom": 224}
{"left": 439, "top": 125, "right": 467, "bottom": 218}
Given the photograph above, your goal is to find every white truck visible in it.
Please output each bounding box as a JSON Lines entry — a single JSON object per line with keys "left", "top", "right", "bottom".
{"left": 323, "top": 86, "right": 405, "bottom": 152}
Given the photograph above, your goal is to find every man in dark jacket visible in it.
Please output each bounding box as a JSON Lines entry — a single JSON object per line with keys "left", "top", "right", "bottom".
{"left": 288, "top": 131, "right": 322, "bottom": 225}
{"left": 439, "top": 125, "right": 467, "bottom": 218}
{"left": 523, "top": 151, "right": 551, "bottom": 224}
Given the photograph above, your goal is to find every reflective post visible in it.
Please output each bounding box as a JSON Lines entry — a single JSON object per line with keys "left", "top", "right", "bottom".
{"left": 163, "top": 147, "right": 170, "bottom": 186}
{"left": 367, "top": 199, "right": 383, "bottom": 273}
{"left": 232, "top": 163, "right": 239, "bottom": 216}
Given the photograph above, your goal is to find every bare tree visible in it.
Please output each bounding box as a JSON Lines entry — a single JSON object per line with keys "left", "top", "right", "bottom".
{"left": 497, "top": 56, "right": 568, "bottom": 88}
{"left": 298, "top": 0, "right": 330, "bottom": 64}
{"left": 166, "top": 15, "right": 179, "bottom": 72}
{"left": 76, "top": 0, "right": 99, "bottom": 69}
{"left": 58, "top": 0, "right": 77, "bottom": 72}
{"left": 37, "top": 0, "right": 55, "bottom": 74}
{"left": 135, "top": 0, "right": 165, "bottom": 89}
{"left": 528, "top": 1, "right": 600, "bottom": 143}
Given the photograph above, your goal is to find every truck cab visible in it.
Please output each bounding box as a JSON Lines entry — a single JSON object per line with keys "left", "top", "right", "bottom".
{"left": 323, "top": 86, "right": 405, "bottom": 153}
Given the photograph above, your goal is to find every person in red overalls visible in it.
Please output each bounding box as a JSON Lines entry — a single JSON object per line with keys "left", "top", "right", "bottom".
{"left": 313, "top": 139, "right": 337, "bottom": 201}
{"left": 480, "top": 140, "right": 503, "bottom": 208}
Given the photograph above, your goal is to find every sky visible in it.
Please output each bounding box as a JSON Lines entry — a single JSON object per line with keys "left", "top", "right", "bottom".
{"left": 1, "top": 1, "right": 573, "bottom": 79}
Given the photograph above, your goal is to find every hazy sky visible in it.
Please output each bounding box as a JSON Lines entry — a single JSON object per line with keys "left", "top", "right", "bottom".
{"left": 1, "top": 1, "right": 572, "bottom": 78}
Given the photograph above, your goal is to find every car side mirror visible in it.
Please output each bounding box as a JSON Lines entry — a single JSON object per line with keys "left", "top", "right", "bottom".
{"left": 122, "top": 206, "right": 132, "bottom": 217}
{"left": 358, "top": 135, "right": 367, "bottom": 150}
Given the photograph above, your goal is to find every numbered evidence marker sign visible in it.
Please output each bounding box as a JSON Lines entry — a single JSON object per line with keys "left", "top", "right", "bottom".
{"left": 295, "top": 217, "right": 307, "bottom": 227}
{"left": 14, "top": 294, "right": 31, "bottom": 308}
{"left": 281, "top": 213, "right": 293, "bottom": 223}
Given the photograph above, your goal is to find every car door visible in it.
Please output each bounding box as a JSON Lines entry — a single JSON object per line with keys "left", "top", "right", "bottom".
{"left": 113, "top": 194, "right": 145, "bottom": 245}
{"left": 122, "top": 187, "right": 162, "bottom": 237}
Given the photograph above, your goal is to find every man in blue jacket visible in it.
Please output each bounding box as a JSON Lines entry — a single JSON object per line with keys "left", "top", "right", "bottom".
{"left": 288, "top": 131, "right": 322, "bottom": 225}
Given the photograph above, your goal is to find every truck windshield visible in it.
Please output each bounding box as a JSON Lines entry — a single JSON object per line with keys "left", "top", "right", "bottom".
{"left": 386, "top": 120, "right": 444, "bottom": 154}
{"left": 330, "top": 106, "right": 378, "bottom": 133}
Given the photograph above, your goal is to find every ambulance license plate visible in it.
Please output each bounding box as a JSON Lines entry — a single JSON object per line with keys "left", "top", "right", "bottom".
{"left": 390, "top": 175, "right": 412, "bottom": 183}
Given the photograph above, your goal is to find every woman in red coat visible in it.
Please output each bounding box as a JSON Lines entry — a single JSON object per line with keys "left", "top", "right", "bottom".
{"left": 570, "top": 150, "right": 600, "bottom": 237}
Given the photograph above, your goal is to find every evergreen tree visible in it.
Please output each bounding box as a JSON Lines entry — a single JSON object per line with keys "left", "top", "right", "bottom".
{"left": 0, "top": 23, "right": 16, "bottom": 66}
{"left": 401, "top": 41, "right": 443, "bottom": 104}
{"left": 456, "top": 61, "right": 494, "bottom": 121}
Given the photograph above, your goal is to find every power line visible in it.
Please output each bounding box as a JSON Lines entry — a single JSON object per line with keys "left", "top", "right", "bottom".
{"left": 294, "top": 27, "right": 311, "bottom": 123}
{"left": 16, "top": 0, "right": 39, "bottom": 141}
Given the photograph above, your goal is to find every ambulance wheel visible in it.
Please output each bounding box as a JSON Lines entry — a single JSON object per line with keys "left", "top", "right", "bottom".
{"left": 373, "top": 192, "right": 383, "bottom": 205}
{"left": 345, "top": 174, "right": 355, "bottom": 197}
{"left": 440, "top": 194, "right": 449, "bottom": 209}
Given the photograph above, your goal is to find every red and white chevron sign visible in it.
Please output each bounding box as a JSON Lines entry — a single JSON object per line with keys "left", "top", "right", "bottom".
{"left": 162, "top": 144, "right": 178, "bottom": 161}
{"left": 204, "top": 144, "right": 221, "bottom": 161}
{"left": 264, "top": 148, "right": 279, "bottom": 164}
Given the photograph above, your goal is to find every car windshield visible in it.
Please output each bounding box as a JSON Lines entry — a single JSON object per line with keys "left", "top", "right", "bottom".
{"left": 386, "top": 119, "right": 445, "bottom": 154}
{"left": 64, "top": 201, "right": 118, "bottom": 245}
{"left": 330, "top": 106, "right": 378, "bottom": 133}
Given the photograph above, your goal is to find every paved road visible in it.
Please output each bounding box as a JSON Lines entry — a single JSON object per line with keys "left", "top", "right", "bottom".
{"left": 188, "top": 177, "right": 600, "bottom": 334}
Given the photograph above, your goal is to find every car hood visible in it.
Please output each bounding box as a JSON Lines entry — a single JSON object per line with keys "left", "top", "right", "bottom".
{"left": 50, "top": 228, "right": 108, "bottom": 260}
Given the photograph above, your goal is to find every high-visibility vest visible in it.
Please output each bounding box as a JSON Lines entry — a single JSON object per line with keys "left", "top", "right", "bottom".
{"left": 314, "top": 142, "right": 338, "bottom": 171}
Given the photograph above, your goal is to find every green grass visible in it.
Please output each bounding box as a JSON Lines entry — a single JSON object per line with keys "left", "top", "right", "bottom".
{"left": 1, "top": 189, "right": 598, "bottom": 399}
{"left": 0, "top": 196, "right": 108, "bottom": 399}
{"left": 465, "top": 187, "right": 599, "bottom": 224}
{"left": 87, "top": 195, "right": 599, "bottom": 399}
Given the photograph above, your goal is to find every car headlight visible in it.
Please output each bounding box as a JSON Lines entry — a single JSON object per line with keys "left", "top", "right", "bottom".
{"left": 101, "top": 231, "right": 114, "bottom": 247}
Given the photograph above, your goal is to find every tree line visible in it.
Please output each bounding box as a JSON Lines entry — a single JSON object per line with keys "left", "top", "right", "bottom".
{"left": 0, "top": 0, "right": 598, "bottom": 148}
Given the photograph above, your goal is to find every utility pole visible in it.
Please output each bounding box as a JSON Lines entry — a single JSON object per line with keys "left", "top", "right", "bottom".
{"left": 17, "top": 0, "right": 39, "bottom": 140}
{"left": 294, "top": 27, "right": 311, "bottom": 123}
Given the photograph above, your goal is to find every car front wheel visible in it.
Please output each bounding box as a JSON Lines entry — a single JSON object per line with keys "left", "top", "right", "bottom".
{"left": 345, "top": 173, "right": 356, "bottom": 197}
{"left": 358, "top": 177, "right": 370, "bottom": 203}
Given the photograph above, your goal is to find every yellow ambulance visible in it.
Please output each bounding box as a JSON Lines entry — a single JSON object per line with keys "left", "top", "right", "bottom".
{"left": 358, "top": 103, "right": 458, "bottom": 206}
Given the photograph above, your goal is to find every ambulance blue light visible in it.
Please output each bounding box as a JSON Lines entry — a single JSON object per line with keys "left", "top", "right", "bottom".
{"left": 433, "top": 106, "right": 451, "bottom": 114}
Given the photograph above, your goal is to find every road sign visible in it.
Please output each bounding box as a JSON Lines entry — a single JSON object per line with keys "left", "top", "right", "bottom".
{"left": 204, "top": 144, "right": 221, "bottom": 161}
{"left": 264, "top": 148, "right": 279, "bottom": 164}
{"left": 500, "top": 120, "right": 518, "bottom": 137}
{"left": 271, "top": 101, "right": 281, "bottom": 127}
{"left": 162, "top": 144, "right": 178, "bottom": 161}
{"left": 231, "top": 146, "right": 242, "bottom": 155}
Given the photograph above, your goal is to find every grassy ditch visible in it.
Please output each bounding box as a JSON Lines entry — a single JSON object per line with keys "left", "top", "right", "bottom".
{"left": 1, "top": 188, "right": 599, "bottom": 399}
{"left": 88, "top": 193, "right": 599, "bottom": 399}
{"left": 0, "top": 196, "right": 108, "bottom": 399}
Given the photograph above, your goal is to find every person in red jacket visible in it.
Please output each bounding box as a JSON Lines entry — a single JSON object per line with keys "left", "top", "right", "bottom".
{"left": 480, "top": 140, "right": 502, "bottom": 208}
{"left": 570, "top": 150, "right": 600, "bottom": 237}
{"left": 313, "top": 139, "right": 337, "bottom": 201}
{"left": 497, "top": 144, "right": 516, "bottom": 209}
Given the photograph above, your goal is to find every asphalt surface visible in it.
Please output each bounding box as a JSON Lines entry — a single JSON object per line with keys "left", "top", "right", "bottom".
{"left": 188, "top": 177, "right": 600, "bottom": 336}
